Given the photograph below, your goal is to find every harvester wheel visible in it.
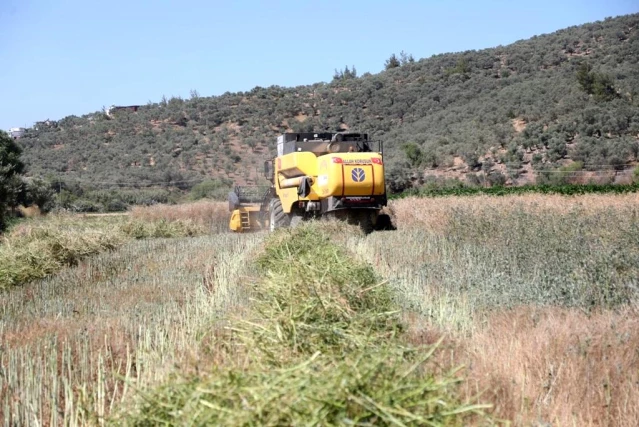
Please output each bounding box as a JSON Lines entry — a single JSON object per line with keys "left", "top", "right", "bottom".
{"left": 348, "top": 210, "right": 374, "bottom": 234}
{"left": 269, "top": 199, "right": 290, "bottom": 231}
{"left": 375, "top": 213, "right": 396, "bottom": 231}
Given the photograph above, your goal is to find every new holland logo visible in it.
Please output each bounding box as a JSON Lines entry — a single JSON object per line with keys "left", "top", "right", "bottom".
{"left": 351, "top": 168, "right": 366, "bottom": 182}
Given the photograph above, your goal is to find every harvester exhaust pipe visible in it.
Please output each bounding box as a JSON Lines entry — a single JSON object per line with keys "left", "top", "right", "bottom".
{"left": 278, "top": 176, "right": 313, "bottom": 189}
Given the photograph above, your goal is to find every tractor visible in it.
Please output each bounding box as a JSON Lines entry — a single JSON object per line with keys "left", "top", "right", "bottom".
{"left": 229, "top": 132, "right": 393, "bottom": 233}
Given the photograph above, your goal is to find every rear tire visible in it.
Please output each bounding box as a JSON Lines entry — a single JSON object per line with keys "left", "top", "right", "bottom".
{"left": 375, "top": 213, "right": 396, "bottom": 231}
{"left": 269, "top": 199, "right": 290, "bottom": 231}
{"left": 348, "top": 210, "right": 374, "bottom": 234}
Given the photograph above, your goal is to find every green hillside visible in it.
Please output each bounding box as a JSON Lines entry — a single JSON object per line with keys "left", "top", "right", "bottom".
{"left": 17, "top": 13, "right": 639, "bottom": 192}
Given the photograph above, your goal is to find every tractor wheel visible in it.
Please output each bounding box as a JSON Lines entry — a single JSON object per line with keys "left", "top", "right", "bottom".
{"left": 269, "top": 199, "right": 290, "bottom": 231}
{"left": 375, "top": 213, "right": 396, "bottom": 231}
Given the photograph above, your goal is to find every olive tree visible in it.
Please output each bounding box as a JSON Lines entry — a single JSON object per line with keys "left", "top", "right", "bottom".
{"left": 0, "top": 131, "right": 26, "bottom": 230}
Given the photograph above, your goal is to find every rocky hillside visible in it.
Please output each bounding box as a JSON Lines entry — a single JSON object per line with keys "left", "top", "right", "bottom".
{"left": 16, "top": 13, "right": 639, "bottom": 191}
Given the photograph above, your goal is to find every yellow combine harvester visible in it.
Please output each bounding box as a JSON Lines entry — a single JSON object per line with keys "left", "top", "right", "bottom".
{"left": 229, "top": 132, "right": 393, "bottom": 233}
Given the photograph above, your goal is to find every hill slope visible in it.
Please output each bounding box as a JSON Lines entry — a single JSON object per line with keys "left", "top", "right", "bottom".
{"left": 17, "top": 13, "right": 639, "bottom": 191}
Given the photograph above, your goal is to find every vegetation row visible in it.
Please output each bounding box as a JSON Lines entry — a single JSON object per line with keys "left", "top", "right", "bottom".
{"left": 115, "top": 223, "right": 490, "bottom": 425}
{"left": 0, "top": 216, "right": 205, "bottom": 290}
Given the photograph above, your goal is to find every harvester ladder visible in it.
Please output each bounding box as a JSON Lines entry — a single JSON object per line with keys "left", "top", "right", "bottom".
{"left": 240, "top": 211, "right": 251, "bottom": 230}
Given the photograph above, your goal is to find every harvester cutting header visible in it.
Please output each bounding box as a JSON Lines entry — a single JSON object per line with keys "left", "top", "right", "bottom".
{"left": 229, "top": 132, "right": 393, "bottom": 233}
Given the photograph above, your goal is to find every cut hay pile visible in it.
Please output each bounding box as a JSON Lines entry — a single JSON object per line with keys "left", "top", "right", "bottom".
{"left": 0, "top": 220, "right": 124, "bottom": 289}
{"left": 0, "top": 216, "right": 207, "bottom": 289}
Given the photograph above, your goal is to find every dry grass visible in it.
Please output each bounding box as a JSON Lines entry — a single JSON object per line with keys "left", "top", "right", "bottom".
{"left": 469, "top": 306, "right": 639, "bottom": 426}
{"left": 17, "top": 205, "right": 42, "bottom": 218}
{"left": 407, "top": 306, "right": 639, "bottom": 426}
{"left": 3, "top": 194, "right": 638, "bottom": 425}
{"left": 0, "top": 232, "right": 263, "bottom": 425}
{"left": 356, "top": 194, "right": 639, "bottom": 426}
{"left": 391, "top": 193, "right": 639, "bottom": 233}
{"left": 130, "top": 200, "right": 229, "bottom": 233}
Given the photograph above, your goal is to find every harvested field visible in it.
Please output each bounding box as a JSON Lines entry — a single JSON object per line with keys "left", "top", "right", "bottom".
{"left": 1, "top": 193, "right": 637, "bottom": 425}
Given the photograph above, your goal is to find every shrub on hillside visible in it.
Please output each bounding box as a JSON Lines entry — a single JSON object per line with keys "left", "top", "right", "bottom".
{"left": 55, "top": 188, "right": 178, "bottom": 213}
{"left": 188, "top": 178, "right": 231, "bottom": 200}
{"left": 537, "top": 162, "right": 585, "bottom": 185}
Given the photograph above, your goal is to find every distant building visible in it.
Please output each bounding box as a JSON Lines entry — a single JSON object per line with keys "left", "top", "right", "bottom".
{"left": 9, "top": 127, "right": 25, "bottom": 139}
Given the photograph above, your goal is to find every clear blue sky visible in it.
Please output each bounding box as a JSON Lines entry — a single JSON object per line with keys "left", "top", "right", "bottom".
{"left": 1, "top": 0, "right": 637, "bottom": 130}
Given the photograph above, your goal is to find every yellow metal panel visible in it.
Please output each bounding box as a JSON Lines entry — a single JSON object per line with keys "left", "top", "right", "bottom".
{"left": 277, "top": 152, "right": 318, "bottom": 178}
{"left": 273, "top": 151, "right": 386, "bottom": 212}
{"left": 229, "top": 210, "right": 243, "bottom": 232}
{"left": 342, "top": 165, "right": 374, "bottom": 195}
{"left": 229, "top": 206, "right": 265, "bottom": 232}
{"left": 315, "top": 153, "right": 385, "bottom": 197}
{"left": 278, "top": 187, "right": 299, "bottom": 213}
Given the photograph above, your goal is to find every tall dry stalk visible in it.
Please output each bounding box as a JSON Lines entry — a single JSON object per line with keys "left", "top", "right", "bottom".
{"left": 130, "top": 200, "right": 229, "bottom": 233}
{"left": 1, "top": 233, "right": 263, "bottom": 425}
{"left": 359, "top": 193, "right": 639, "bottom": 425}
{"left": 390, "top": 193, "right": 639, "bottom": 233}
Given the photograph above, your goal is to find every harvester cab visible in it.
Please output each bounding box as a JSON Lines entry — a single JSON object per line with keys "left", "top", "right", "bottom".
{"left": 229, "top": 132, "right": 394, "bottom": 233}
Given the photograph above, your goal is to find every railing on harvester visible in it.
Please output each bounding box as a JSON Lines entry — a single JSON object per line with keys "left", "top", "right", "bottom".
{"left": 233, "top": 185, "right": 273, "bottom": 205}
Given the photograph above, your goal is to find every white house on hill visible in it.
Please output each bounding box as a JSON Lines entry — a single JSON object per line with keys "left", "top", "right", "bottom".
{"left": 9, "top": 127, "right": 25, "bottom": 138}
